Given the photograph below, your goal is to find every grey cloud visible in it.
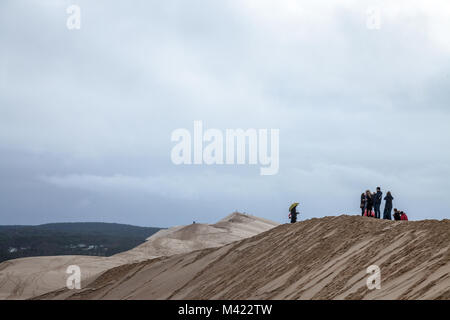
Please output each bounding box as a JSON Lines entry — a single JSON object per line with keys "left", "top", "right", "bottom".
{"left": 1, "top": 0, "right": 449, "bottom": 225}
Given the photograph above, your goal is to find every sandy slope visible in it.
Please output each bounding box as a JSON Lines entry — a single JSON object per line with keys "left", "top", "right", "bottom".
{"left": 0, "top": 213, "right": 278, "bottom": 300}
{"left": 116, "top": 212, "right": 278, "bottom": 262}
{"left": 40, "top": 215, "right": 450, "bottom": 300}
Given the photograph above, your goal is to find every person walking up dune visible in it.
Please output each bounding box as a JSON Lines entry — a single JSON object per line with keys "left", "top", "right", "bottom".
{"left": 383, "top": 191, "right": 394, "bottom": 220}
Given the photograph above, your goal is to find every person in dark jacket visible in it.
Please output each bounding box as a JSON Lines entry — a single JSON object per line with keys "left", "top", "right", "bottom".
{"left": 360, "top": 193, "right": 366, "bottom": 216}
{"left": 289, "top": 204, "right": 299, "bottom": 223}
{"left": 372, "top": 192, "right": 377, "bottom": 216}
{"left": 383, "top": 191, "right": 394, "bottom": 220}
{"left": 393, "top": 208, "right": 401, "bottom": 221}
{"left": 365, "top": 190, "right": 373, "bottom": 216}
{"left": 374, "top": 187, "right": 383, "bottom": 219}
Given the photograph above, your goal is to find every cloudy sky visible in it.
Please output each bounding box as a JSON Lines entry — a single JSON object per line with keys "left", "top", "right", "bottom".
{"left": 1, "top": 0, "right": 449, "bottom": 227}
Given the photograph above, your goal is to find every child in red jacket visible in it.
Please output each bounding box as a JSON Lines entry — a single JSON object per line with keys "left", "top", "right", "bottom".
{"left": 400, "top": 211, "right": 408, "bottom": 221}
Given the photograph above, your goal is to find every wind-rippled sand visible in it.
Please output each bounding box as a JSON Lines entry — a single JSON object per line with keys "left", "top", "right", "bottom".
{"left": 0, "top": 212, "right": 278, "bottom": 300}
{"left": 38, "top": 215, "right": 449, "bottom": 300}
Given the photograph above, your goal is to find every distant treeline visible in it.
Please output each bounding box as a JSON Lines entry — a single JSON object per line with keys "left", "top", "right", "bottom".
{"left": 0, "top": 222, "right": 163, "bottom": 263}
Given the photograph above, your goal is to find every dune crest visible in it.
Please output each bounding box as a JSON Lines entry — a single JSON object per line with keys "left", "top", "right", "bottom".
{"left": 39, "top": 215, "right": 450, "bottom": 300}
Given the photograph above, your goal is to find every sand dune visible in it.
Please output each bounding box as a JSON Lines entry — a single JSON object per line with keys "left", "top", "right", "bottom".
{"left": 0, "top": 212, "right": 278, "bottom": 300}
{"left": 39, "top": 215, "right": 450, "bottom": 300}
{"left": 116, "top": 212, "right": 279, "bottom": 262}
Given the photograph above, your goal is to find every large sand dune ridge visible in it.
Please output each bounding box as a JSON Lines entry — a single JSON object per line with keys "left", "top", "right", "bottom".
{"left": 39, "top": 215, "right": 450, "bottom": 300}
{"left": 0, "top": 212, "right": 278, "bottom": 300}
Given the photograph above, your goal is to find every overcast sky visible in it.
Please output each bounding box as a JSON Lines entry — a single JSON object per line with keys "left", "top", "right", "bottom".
{"left": 1, "top": 0, "right": 449, "bottom": 227}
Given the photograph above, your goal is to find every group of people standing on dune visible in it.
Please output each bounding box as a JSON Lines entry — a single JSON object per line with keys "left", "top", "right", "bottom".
{"left": 360, "top": 187, "right": 408, "bottom": 221}
{"left": 287, "top": 188, "right": 409, "bottom": 224}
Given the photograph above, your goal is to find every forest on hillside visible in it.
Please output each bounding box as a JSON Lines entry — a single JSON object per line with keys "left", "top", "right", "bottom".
{"left": 0, "top": 222, "right": 162, "bottom": 263}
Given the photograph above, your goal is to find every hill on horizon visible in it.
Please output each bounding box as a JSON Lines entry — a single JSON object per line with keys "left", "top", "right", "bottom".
{"left": 0, "top": 222, "right": 163, "bottom": 263}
